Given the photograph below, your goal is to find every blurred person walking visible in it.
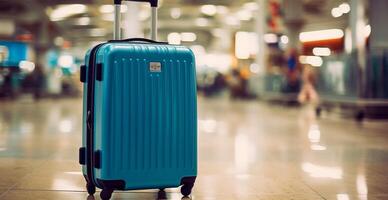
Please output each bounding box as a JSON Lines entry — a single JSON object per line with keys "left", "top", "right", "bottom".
{"left": 32, "top": 65, "right": 45, "bottom": 100}
{"left": 228, "top": 69, "right": 251, "bottom": 99}
{"left": 286, "top": 48, "right": 301, "bottom": 92}
{"left": 298, "top": 64, "right": 319, "bottom": 104}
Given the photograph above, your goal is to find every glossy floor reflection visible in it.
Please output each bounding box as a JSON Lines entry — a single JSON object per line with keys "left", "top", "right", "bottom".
{"left": 1, "top": 97, "right": 388, "bottom": 200}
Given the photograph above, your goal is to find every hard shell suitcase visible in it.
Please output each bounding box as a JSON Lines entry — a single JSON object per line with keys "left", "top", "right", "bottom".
{"left": 79, "top": 1, "right": 197, "bottom": 199}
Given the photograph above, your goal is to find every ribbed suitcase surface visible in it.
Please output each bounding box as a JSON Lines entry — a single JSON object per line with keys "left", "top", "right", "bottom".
{"left": 89, "top": 43, "right": 197, "bottom": 189}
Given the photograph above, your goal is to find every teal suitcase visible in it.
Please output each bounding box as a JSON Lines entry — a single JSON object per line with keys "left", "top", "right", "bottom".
{"left": 78, "top": 1, "right": 197, "bottom": 199}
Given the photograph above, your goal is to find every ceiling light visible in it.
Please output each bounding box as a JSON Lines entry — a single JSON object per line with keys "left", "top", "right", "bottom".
{"left": 77, "top": 17, "right": 91, "bottom": 26}
{"left": 237, "top": 10, "right": 252, "bottom": 21}
{"left": 331, "top": 7, "right": 343, "bottom": 18}
{"left": 264, "top": 33, "right": 278, "bottom": 43}
{"left": 299, "top": 56, "right": 323, "bottom": 67}
{"left": 299, "top": 29, "right": 344, "bottom": 42}
{"left": 180, "top": 32, "right": 197, "bottom": 42}
{"left": 280, "top": 35, "right": 289, "bottom": 44}
{"left": 170, "top": 8, "right": 181, "bottom": 19}
{"left": 201, "top": 5, "right": 217, "bottom": 16}
{"left": 50, "top": 4, "right": 87, "bottom": 21}
{"left": 243, "top": 2, "right": 259, "bottom": 11}
{"left": 339, "top": 3, "right": 350, "bottom": 14}
{"left": 331, "top": 3, "right": 350, "bottom": 18}
{"left": 168, "top": 32, "right": 181, "bottom": 45}
{"left": 313, "top": 47, "right": 331, "bottom": 56}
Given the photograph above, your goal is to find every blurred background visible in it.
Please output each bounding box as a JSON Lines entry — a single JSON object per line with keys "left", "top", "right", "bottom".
{"left": 1, "top": 0, "right": 388, "bottom": 199}
{"left": 0, "top": 0, "right": 387, "bottom": 119}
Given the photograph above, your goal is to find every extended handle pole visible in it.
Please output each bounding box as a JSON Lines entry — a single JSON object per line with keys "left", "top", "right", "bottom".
{"left": 114, "top": 4, "right": 121, "bottom": 40}
{"left": 151, "top": 7, "right": 157, "bottom": 40}
{"left": 113, "top": 0, "right": 158, "bottom": 40}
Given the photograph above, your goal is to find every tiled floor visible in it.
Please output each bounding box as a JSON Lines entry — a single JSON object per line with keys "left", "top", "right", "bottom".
{"left": 1, "top": 97, "right": 388, "bottom": 199}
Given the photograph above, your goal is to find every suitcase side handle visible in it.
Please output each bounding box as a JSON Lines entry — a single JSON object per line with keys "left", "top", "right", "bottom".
{"left": 108, "top": 38, "right": 167, "bottom": 44}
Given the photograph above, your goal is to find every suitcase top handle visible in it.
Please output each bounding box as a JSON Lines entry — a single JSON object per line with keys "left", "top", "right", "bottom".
{"left": 114, "top": 0, "right": 158, "bottom": 7}
{"left": 109, "top": 38, "right": 167, "bottom": 44}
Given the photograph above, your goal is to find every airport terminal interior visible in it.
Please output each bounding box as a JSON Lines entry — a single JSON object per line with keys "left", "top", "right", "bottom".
{"left": 1, "top": 0, "right": 388, "bottom": 199}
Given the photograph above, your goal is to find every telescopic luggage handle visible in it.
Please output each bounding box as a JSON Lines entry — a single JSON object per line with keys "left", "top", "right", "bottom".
{"left": 114, "top": 0, "right": 158, "bottom": 7}
{"left": 113, "top": 0, "right": 158, "bottom": 40}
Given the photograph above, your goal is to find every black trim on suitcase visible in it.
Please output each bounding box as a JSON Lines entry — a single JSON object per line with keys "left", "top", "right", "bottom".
{"left": 85, "top": 43, "right": 107, "bottom": 189}
{"left": 115, "top": 0, "right": 158, "bottom": 8}
{"left": 180, "top": 176, "right": 196, "bottom": 185}
{"left": 96, "top": 63, "right": 103, "bottom": 81}
{"left": 79, "top": 147, "right": 86, "bottom": 165}
{"left": 96, "top": 179, "right": 126, "bottom": 190}
{"left": 94, "top": 150, "right": 102, "bottom": 169}
{"left": 80, "top": 65, "right": 87, "bottom": 83}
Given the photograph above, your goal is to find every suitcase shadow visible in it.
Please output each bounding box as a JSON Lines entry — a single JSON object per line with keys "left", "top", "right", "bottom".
{"left": 86, "top": 195, "right": 95, "bottom": 200}
{"left": 157, "top": 196, "right": 192, "bottom": 200}
{"left": 157, "top": 190, "right": 192, "bottom": 200}
{"left": 85, "top": 194, "right": 192, "bottom": 200}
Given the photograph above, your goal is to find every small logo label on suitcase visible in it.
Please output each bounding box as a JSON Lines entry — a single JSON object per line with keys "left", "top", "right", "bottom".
{"left": 149, "top": 62, "right": 162, "bottom": 72}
